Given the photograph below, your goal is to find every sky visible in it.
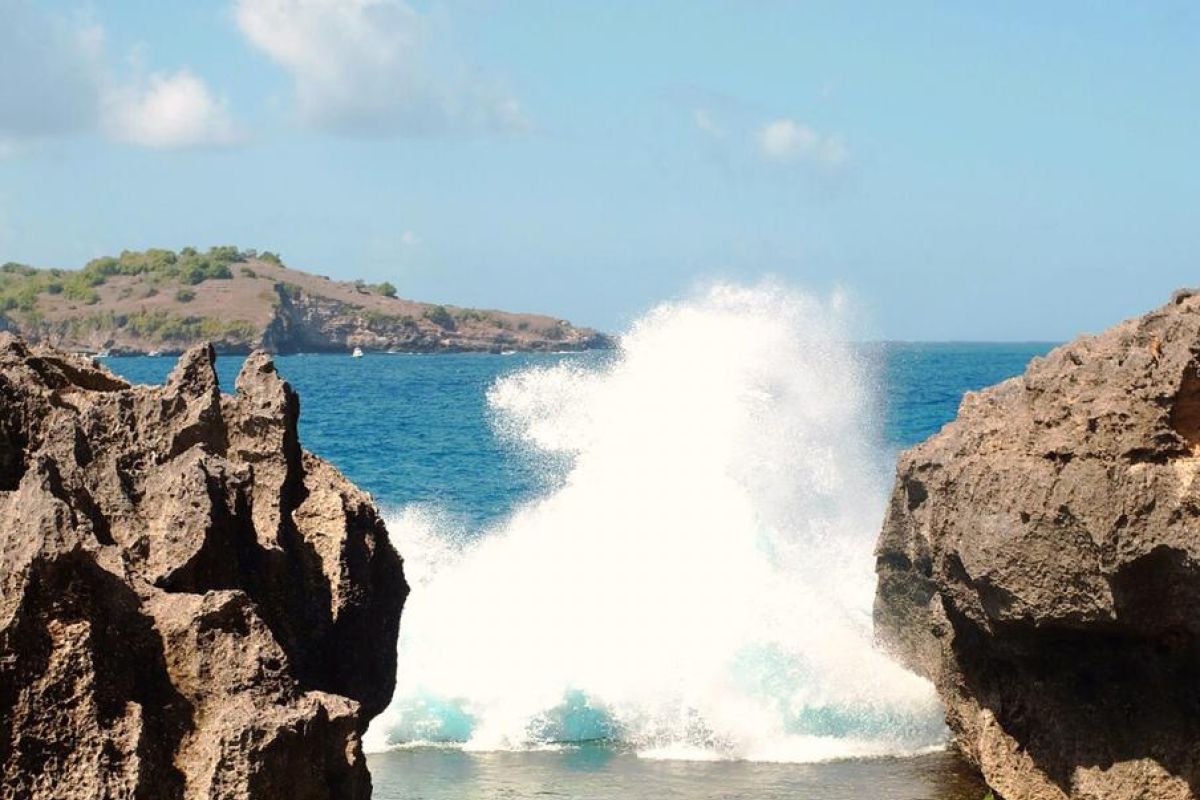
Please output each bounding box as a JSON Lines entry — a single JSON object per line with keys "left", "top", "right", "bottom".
{"left": 1, "top": 0, "right": 1199, "bottom": 340}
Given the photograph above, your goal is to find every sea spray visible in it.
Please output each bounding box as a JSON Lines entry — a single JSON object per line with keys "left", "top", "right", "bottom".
{"left": 365, "top": 283, "right": 946, "bottom": 761}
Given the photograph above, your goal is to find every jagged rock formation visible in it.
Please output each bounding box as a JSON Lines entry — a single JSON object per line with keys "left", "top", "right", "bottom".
{"left": 875, "top": 290, "right": 1200, "bottom": 800}
{"left": 0, "top": 334, "right": 407, "bottom": 799}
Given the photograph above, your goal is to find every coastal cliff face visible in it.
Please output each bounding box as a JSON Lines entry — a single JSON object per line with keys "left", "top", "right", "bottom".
{"left": 0, "top": 335, "right": 407, "bottom": 799}
{"left": 875, "top": 291, "right": 1200, "bottom": 800}
{"left": 257, "top": 277, "right": 607, "bottom": 354}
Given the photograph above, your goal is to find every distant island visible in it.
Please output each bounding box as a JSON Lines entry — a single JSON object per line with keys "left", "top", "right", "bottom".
{"left": 0, "top": 247, "right": 611, "bottom": 355}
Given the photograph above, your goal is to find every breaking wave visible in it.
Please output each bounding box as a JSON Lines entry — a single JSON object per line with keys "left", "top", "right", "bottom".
{"left": 364, "top": 283, "right": 944, "bottom": 762}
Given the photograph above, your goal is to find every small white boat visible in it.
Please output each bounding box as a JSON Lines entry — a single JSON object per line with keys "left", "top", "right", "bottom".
{"left": 351, "top": 347, "right": 364, "bottom": 358}
{"left": 96, "top": 349, "right": 111, "bottom": 359}
{"left": 147, "top": 349, "right": 162, "bottom": 357}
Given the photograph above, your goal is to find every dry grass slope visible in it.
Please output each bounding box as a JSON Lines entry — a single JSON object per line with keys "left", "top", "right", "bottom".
{"left": 0, "top": 248, "right": 609, "bottom": 354}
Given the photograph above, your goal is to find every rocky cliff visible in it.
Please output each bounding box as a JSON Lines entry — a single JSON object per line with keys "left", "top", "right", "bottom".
{"left": 0, "top": 334, "right": 407, "bottom": 799}
{"left": 875, "top": 291, "right": 1200, "bottom": 800}
{"left": 0, "top": 248, "right": 610, "bottom": 355}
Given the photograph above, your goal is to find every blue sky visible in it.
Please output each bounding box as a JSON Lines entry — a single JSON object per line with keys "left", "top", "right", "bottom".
{"left": 2, "top": 1, "right": 1198, "bottom": 339}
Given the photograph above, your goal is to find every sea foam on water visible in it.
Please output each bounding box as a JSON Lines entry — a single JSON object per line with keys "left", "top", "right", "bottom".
{"left": 365, "top": 283, "right": 945, "bottom": 761}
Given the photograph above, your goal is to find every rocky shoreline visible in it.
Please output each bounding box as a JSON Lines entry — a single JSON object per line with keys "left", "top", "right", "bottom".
{"left": 875, "top": 290, "right": 1200, "bottom": 799}
{"left": 0, "top": 334, "right": 406, "bottom": 799}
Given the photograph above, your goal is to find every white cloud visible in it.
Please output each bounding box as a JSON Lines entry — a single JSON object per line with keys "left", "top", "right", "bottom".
{"left": 757, "top": 119, "right": 848, "bottom": 167}
{"left": 401, "top": 230, "right": 419, "bottom": 245}
{"left": 0, "top": 0, "right": 236, "bottom": 151}
{"left": 234, "top": 0, "right": 528, "bottom": 136}
{"left": 102, "top": 70, "right": 239, "bottom": 149}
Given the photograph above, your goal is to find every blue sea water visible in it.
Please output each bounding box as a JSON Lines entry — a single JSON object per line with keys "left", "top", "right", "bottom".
{"left": 108, "top": 342, "right": 1051, "bottom": 526}
{"left": 106, "top": 339, "right": 1053, "bottom": 800}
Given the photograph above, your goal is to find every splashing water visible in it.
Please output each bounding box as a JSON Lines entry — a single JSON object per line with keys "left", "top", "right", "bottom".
{"left": 364, "top": 283, "right": 945, "bottom": 762}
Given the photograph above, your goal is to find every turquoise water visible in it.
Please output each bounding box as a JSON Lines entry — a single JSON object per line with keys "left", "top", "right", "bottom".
{"left": 367, "top": 747, "right": 988, "bottom": 800}
{"left": 106, "top": 339, "right": 1053, "bottom": 799}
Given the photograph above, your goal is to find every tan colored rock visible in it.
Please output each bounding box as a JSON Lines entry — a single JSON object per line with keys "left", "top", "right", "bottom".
{"left": 0, "top": 334, "right": 407, "bottom": 799}
{"left": 875, "top": 292, "right": 1200, "bottom": 799}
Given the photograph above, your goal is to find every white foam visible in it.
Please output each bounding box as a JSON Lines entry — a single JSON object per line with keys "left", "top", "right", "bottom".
{"left": 364, "top": 282, "right": 945, "bottom": 761}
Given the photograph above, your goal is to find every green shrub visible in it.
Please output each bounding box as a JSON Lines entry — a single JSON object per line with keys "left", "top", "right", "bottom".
{"left": 239, "top": 266, "right": 258, "bottom": 278}
{"left": 63, "top": 277, "right": 99, "bottom": 304}
{"left": 73, "top": 246, "right": 242, "bottom": 288}
{"left": 376, "top": 281, "right": 398, "bottom": 298}
{"left": 424, "top": 305, "right": 455, "bottom": 330}
{"left": 458, "top": 309, "right": 489, "bottom": 322}
{"left": 121, "top": 310, "right": 256, "bottom": 342}
{"left": 0, "top": 245, "right": 265, "bottom": 324}
{"left": 206, "top": 245, "right": 242, "bottom": 262}
{"left": 277, "top": 281, "right": 302, "bottom": 299}
{"left": 175, "top": 288, "right": 196, "bottom": 303}
{"left": 5, "top": 287, "right": 31, "bottom": 309}
{"left": 365, "top": 311, "right": 396, "bottom": 328}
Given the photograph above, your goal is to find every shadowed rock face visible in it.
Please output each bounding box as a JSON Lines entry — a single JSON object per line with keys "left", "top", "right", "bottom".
{"left": 0, "top": 334, "right": 407, "bottom": 800}
{"left": 874, "top": 291, "right": 1200, "bottom": 800}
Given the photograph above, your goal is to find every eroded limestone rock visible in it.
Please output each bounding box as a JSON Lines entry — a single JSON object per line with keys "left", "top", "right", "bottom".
{"left": 0, "top": 335, "right": 407, "bottom": 800}
{"left": 875, "top": 292, "right": 1200, "bottom": 799}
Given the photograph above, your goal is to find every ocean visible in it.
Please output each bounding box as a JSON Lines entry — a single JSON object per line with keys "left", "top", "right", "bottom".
{"left": 106, "top": 287, "right": 1054, "bottom": 800}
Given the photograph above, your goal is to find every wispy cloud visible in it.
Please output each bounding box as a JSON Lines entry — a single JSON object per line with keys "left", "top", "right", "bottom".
{"left": 757, "top": 119, "right": 848, "bottom": 168}
{"left": 0, "top": 0, "right": 237, "bottom": 153}
{"left": 234, "top": 0, "right": 528, "bottom": 137}
{"left": 692, "top": 108, "right": 726, "bottom": 140}
{"left": 666, "top": 87, "right": 849, "bottom": 172}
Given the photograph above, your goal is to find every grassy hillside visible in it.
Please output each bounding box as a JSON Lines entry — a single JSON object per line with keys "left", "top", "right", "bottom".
{"left": 0, "top": 247, "right": 606, "bottom": 354}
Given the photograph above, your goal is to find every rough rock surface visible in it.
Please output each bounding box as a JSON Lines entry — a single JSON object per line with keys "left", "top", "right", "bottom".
{"left": 0, "top": 335, "right": 407, "bottom": 799}
{"left": 259, "top": 278, "right": 611, "bottom": 355}
{"left": 875, "top": 291, "right": 1200, "bottom": 799}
